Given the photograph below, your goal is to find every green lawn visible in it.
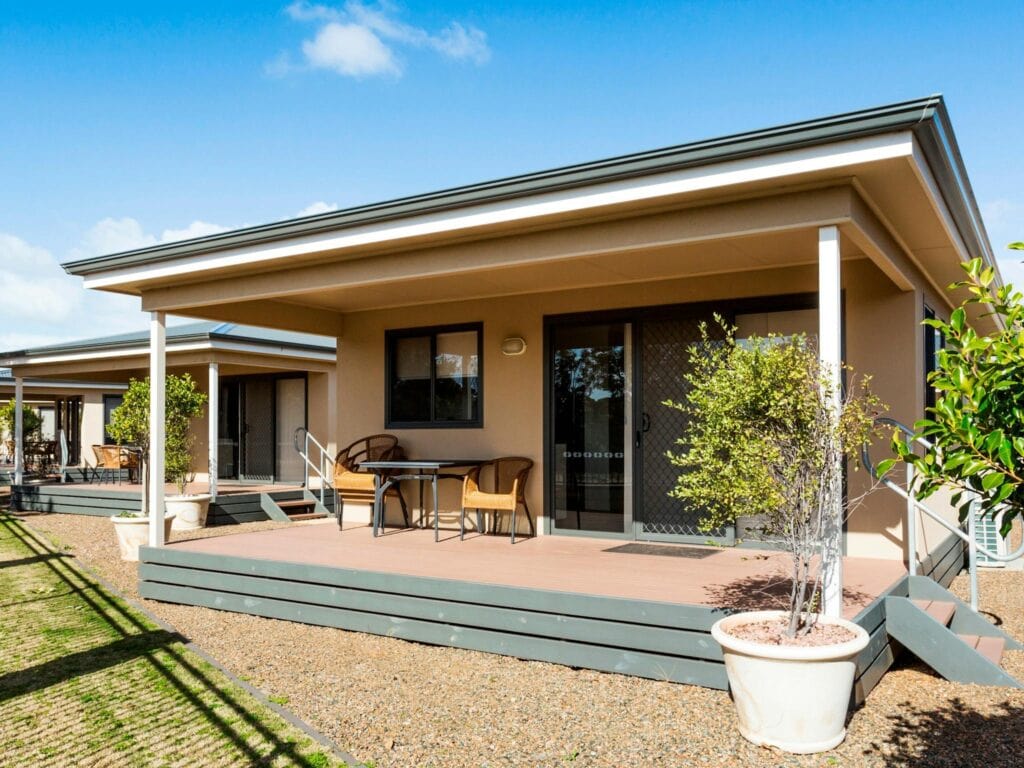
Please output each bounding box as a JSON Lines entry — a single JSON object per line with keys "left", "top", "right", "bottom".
{"left": 0, "top": 513, "right": 346, "bottom": 767}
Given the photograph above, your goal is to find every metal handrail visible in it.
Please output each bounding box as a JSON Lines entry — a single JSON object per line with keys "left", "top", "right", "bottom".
{"left": 862, "top": 416, "right": 1024, "bottom": 611}
{"left": 293, "top": 427, "right": 338, "bottom": 509}
{"left": 58, "top": 429, "right": 69, "bottom": 483}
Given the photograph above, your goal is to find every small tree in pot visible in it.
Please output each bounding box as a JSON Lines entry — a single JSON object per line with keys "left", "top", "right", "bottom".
{"left": 107, "top": 374, "right": 208, "bottom": 536}
{"left": 665, "top": 319, "right": 883, "bottom": 753}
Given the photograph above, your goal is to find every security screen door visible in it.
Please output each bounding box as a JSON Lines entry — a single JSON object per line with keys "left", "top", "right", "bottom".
{"left": 548, "top": 309, "right": 732, "bottom": 542}
{"left": 241, "top": 379, "right": 275, "bottom": 481}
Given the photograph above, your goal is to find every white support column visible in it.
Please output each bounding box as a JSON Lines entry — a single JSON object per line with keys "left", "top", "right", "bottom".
{"left": 149, "top": 312, "right": 167, "bottom": 547}
{"left": 13, "top": 377, "right": 24, "bottom": 485}
{"left": 819, "top": 225, "right": 844, "bottom": 618}
{"left": 208, "top": 362, "right": 219, "bottom": 499}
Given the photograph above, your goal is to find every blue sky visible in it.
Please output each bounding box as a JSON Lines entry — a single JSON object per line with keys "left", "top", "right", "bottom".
{"left": 2, "top": 1, "right": 1022, "bottom": 349}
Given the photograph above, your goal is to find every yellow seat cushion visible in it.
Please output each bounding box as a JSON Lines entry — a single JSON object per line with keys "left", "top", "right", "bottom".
{"left": 463, "top": 489, "right": 517, "bottom": 511}
{"left": 335, "top": 470, "right": 377, "bottom": 492}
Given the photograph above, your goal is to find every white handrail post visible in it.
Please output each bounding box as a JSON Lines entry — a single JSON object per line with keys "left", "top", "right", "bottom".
{"left": 301, "top": 430, "right": 309, "bottom": 489}
{"left": 208, "top": 362, "right": 219, "bottom": 500}
{"left": 819, "top": 225, "right": 843, "bottom": 618}
{"left": 906, "top": 445, "right": 917, "bottom": 576}
{"left": 149, "top": 311, "right": 166, "bottom": 548}
{"left": 967, "top": 498, "right": 979, "bottom": 611}
{"left": 13, "top": 376, "right": 24, "bottom": 485}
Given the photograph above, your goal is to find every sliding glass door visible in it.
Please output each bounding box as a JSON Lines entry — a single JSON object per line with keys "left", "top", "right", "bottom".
{"left": 550, "top": 321, "right": 632, "bottom": 534}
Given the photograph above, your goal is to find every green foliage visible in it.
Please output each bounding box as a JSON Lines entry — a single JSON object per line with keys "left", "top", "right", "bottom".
{"left": 891, "top": 257, "right": 1024, "bottom": 535}
{"left": 0, "top": 400, "right": 42, "bottom": 441}
{"left": 666, "top": 319, "right": 882, "bottom": 634}
{"left": 106, "top": 375, "right": 207, "bottom": 491}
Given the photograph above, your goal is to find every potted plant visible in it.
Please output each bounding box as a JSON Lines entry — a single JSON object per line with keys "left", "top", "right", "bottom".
{"left": 107, "top": 374, "right": 208, "bottom": 548}
{"left": 665, "top": 319, "right": 883, "bottom": 754}
{"left": 165, "top": 468, "right": 212, "bottom": 531}
{"left": 111, "top": 510, "right": 176, "bottom": 561}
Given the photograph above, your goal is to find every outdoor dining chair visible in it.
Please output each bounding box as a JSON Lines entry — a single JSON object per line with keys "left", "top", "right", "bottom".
{"left": 459, "top": 457, "right": 534, "bottom": 543}
{"left": 91, "top": 445, "right": 124, "bottom": 484}
{"left": 333, "top": 434, "right": 410, "bottom": 530}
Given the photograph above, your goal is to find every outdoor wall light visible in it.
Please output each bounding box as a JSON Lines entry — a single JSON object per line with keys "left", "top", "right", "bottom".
{"left": 500, "top": 337, "right": 527, "bottom": 356}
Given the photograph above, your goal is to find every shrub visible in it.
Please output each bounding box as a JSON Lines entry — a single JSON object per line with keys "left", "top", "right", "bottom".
{"left": 666, "top": 319, "right": 882, "bottom": 637}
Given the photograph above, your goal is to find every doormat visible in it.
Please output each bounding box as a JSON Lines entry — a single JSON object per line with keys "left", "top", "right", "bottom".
{"left": 602, "top": 543, "right": 718, "bottom": 559}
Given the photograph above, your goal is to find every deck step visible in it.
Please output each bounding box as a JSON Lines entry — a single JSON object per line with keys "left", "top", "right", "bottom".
{"left": 912, "top": 599, "right": 956, "bottom": 627}
{"left": 274, "top": 498, "right": 326, "bottom": 521}
{"left": 958, "top": 634, "right": 1006, "bottom": 665}
{"left": 276, "top": 499, "right": 316, "bottom": 509}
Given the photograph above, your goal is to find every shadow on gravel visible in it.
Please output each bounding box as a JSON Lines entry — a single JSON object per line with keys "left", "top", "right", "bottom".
{"left": 867, "top": 697, "right": 1024, "bottom": 768}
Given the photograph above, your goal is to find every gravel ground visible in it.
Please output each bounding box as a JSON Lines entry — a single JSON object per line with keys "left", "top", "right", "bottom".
{"left": 21, "top": 512, "right": 1024, "bottom": 768}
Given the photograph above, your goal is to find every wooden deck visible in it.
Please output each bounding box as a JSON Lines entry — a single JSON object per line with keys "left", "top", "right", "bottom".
{"left": 137, "top": 522, "right": 935, "bottom": 697}
{"left": 168, "top": 522, "right": 902, "bottom": 618}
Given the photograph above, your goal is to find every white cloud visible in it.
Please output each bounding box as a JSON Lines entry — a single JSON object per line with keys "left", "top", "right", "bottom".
{"left": 296, "top": 200, "right": 338, "bottom": 217}
{"left": 70, "top": 217, "right": 232, "bottom": 260}
{"left": 0, "top": 231, "right": 142, "bottom": 349}
{"left": 160, "top": 220, "right": 231, "bottom": 243}
{"left": 1, "top": 215, "right": 236, "bottom": 353}
{"left": 302, "top": 21, "right": 399, "bottom": 77}
{"left": 277, "top": 1, "right": 490, "bottom": 79}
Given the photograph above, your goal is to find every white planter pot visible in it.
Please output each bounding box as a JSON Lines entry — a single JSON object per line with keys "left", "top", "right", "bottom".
{"left": 711, "top": 610, "right": 870, "bottom": 754}
{"left": 166, "top": 494, "right": 212, "bottom": 531}
{"left": 111, "top": 513, "right": 176, "bottom": 561}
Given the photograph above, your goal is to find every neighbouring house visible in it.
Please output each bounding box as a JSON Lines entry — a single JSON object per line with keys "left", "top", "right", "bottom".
{"left": 45, "top": 96, "right": 1018, "bottom": 693}
{"left": 0, "top": 322, "right": 336, "bottom": 487}
{"left": 0, "top": 368, "right": 127, "bottom": 481}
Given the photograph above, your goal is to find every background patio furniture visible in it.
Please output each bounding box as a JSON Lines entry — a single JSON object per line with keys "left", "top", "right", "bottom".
{"left": 24, "top": 440, "right": 57, "bottom": 476}
{"left": 333, "top": 434, "right": 409, "bottom": 530}
{"left": 460, "top": 457, "right": 534, "bottom": 543}
{"left": 91, "top": 445, "right": 126, "bottom": 484}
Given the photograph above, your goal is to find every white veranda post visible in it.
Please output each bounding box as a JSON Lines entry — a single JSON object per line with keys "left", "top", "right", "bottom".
{"left": 149, "top": 312, "right": 167, "bottom": 547}
{"left": 208, "top": 362, "right": 219, "bottom": 499}
{"left": 819, "top": 225, "right": 844, "bottom": 618}
{"left": 13, "top": 376, "right": 24, "bottom": 485}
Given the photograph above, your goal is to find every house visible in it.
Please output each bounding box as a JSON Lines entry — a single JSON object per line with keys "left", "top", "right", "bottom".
{"left": 0, "top": 368, "right": 127, "bottom": 481}
{"left": 0, "top": 322, "right": 335, "bottom": 492}
{"left": 53, "top": 96, "right": 1015, "bottom": 692}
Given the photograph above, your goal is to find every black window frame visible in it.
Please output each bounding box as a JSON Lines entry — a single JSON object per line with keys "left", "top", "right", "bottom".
{"left": 102, "top": 394, "right": 124, "bottom": 444}
{"left": 385, "top": 322, "right": 484, "bottom": 429}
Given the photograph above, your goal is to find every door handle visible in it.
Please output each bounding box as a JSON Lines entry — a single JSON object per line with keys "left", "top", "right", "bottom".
{"left": 641, "top": 413, "right": 651, "bottom": 433}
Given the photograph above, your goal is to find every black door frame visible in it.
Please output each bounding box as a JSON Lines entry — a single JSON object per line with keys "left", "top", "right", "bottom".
{"left": 219, "top": 372, "right": 308, "bottom": 484}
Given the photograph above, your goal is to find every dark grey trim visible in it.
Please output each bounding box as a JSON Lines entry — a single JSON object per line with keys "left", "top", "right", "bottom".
{"left": 0, "top": 328, "right": 333, "bottom": 362}
{"left": 64, "top": 96, "right": 993, "bottom": 279}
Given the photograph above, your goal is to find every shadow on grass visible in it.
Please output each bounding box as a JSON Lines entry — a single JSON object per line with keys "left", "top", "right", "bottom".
{"left": 0, "top": 514, "right": 342, "bottom": 767}
{"left": 704, "top": 573, "right": 872, "bottom": 613}
{"left": 0, "top": 551, "right": 70, "bottom": 570}
{"left": 865, "top": 697, "right": 1024, "bottom": 767}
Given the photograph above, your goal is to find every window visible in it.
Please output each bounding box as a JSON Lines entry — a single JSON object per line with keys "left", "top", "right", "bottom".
{"left": 923, "top": 306, "right": 944, "bottom": 412}
{"left": 386, "top": 323, "right": 482, "bottom": 428}
{"left": 103, "top": 394, "right": 124, "bottom": 443}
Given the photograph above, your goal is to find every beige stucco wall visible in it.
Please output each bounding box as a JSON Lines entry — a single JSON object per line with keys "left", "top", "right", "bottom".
{"left": 335, "top": 255, "right": 951, "bottom": 560}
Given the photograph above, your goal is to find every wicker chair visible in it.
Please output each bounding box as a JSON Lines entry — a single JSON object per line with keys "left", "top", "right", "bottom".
{"left": 91, "top": 445, "right": 123, "bottom": 484}
{"left": 460, "top": 457, "right": 534, "bottom": 543}
{"left": 333, "top": 434, "right": 409, "bottom": 530}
